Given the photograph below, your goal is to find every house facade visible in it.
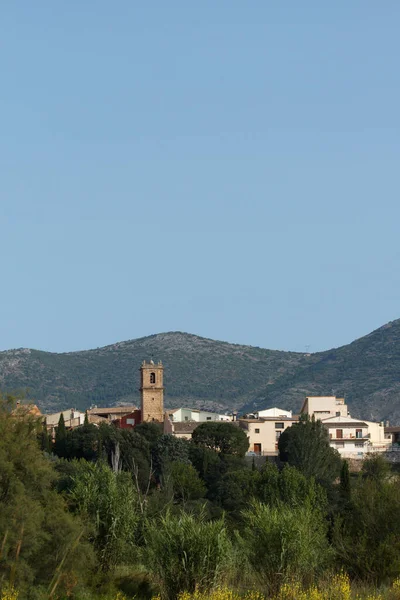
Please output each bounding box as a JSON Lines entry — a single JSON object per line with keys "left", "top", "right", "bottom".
{"left": 322, "top": 415, "right": 392, "bottom": 456}
{"left": 239, "top": 415, "right": 299, "bottom": 455}
{"left": 167, "top": 407, "right": 231, "bottom": 423}
{"left": 301, "top": 396, "right": 349, "bottom": 419}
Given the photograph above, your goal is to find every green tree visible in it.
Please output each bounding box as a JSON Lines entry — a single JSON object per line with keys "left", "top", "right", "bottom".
{"left": 38, "top": 419, "right": 52, "bottom": 453}
{"left": 168, "top": 462, "right": 206, "bottom": 504}
{"left": 361, "top": 453, "right": 390, "bottom": 482}
{"left": 144, "top": 509, "right": 233, "bottom": 599}
{"left": 332, "top": 475, "right": 400, "bottom": 582}
{"left": 68, "top": 461, "right": 140, "bottom": 572}
{"left": 152, "top": 435, "right": 191, "bottom": 481}
{"left": 339, "top": 460, "right": 351, "bottom": 507}
{"left": 191, "top": 422, "right": 249, "bottom": 457}
{"left": 0, "top": 395, "right": 94, "bottom": 597}
{"left": 278, "top": 417, "right": 341, "bottom": 486}
{"left": 54, "top": 412, "right": 68, "bottom": 458}
{"left": 242, "top": 501, "right": 331, "bottom": 593}
{"left": 134, "top": 421, "right": 163, "bottom": 448}
{"left": 65, "top": 423, "right": 99, "bottom": 461}
{"left": 256, "top": 462, "right": 327, "bottom": 511}
{"left": 215, "top": 469, "right": 260, "bottom": 514}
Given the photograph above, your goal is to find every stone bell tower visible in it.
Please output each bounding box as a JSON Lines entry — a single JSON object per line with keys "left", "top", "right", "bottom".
{"left": 140, "top": 360, "right": 164, "bottom": 422}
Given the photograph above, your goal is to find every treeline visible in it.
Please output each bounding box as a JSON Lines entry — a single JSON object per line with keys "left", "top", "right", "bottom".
{"left": 1, "top": 397, "right": 400, "bottom": 600}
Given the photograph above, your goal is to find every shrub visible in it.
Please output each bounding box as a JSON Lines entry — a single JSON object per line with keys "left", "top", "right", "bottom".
{"left": 144, "top": 510, "right": 233, "bottom": 599}
{"left": 241, "top": 501, "right": 331, "bottom": 593}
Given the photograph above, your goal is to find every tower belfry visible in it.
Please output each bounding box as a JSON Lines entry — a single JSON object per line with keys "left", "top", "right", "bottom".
{"left": 140, "top": 360, "right": 164, "bottom": 422}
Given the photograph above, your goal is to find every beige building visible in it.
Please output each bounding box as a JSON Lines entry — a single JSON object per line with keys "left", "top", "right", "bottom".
{"left": 322, "top": 415, "right": 392, "bottom": 457}
{"left": 44, "top": 409, "right": 86, "bottom": 437}
{"left": 301, "top": 396, "right": 349, "bottom": 419}
{"left": 239, "top": 415, "right": 298, "bottom": 455}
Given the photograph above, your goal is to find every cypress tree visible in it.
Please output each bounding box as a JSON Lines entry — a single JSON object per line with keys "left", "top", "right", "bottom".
{"left": 339, "top": 459, "right": 351, "bottom": 506}
{"left": 84, "top": 410, "right": 89, "bottom": 426}
{"left": 39, "top": 419, "right": 52, "bottom": 453}
{"left": 54, "top": 412, "right": 67, "bottom": 458}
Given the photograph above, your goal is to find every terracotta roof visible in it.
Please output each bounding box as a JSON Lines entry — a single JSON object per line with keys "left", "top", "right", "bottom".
{"left": 173, "top": 421, "right": 200, "bottom": 434}
{"left": 12, "top": 403, "right": 42, "bottom": 417}
{"left": 87, "top": 406, "right": 137, "bottom": 415}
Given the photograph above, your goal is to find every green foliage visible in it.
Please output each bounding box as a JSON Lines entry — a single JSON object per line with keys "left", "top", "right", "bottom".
{"left": 192, "top": 422, "right": 249, "bottom": 457}
{"left": 215, "top": 469, "right": 260, "bottom": 513}
{"left": 0, "top": 395, "right": 94, "bottom": 596}
{"left": 144, "top": 509, "right": 233, "bottom": 599}
{"left": 167, "top": 462, "right": 206, "bottom": 504}
{"left": 339, "top": 460, "right": 351, "bottom": 507}
{"left": 133, "top": 422, "right": 163, "bottom": 448}
{"left": 278, "top": 417, "right": 342, "bottom": 486}
{"left": 256, "top": 462, "right": 327, "bottom": 510}
{"left": 241, "top": 501, "right": 331, "bottom": 593}
{"left": 68, "top": 461, "right": 140, "bottom": 572}
{"left": 98, "top": 424, "right": 151, "bottom": 491}
{"left": 332, "top": 475, "right": 400, "bottom": 583}
{"left": 65, "top": 423, "right": 99, "bottom": 461}
{"left": 361, "top": 453, "right": 391, "bottom": 482}
{"left": 54, "top": 412, "right": 67, "bottom": 458}
{"left": 152, "top": 435, "right": 191, "bottom": 480}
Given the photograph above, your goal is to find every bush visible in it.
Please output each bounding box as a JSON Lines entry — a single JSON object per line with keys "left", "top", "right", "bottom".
{"left": 241, "top": 501, "right": 331, "bottom": 593}
{"left": 144, "top": 509, "right": 233, "bottom": 599}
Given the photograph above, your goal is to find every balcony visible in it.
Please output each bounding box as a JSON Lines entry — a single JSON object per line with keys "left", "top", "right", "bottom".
{"left": 330, "top": 434, "right": 369, "bottom": 441}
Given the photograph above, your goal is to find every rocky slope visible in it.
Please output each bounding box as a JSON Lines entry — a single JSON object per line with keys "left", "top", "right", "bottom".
{"left": 1, "top": 320, "right": 400, "bottom": 423}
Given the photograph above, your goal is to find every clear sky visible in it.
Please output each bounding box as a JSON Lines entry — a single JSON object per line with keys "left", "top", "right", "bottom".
{"left": 1, "top": 2, "right": 399, "bottom": 353}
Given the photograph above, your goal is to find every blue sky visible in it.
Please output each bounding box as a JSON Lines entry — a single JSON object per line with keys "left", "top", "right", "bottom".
{"left": 1, "top": 1, "right": 399, "bottom": 353}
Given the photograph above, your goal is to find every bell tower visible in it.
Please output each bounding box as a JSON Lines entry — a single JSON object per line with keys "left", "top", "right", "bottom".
{"left": 140, "top": 360, "right": 164, "bottom": 422}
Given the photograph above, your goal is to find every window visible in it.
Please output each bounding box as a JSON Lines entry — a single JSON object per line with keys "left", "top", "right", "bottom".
{"left": 206, "top": 417, "right": 212, "bottom": 421}
{"left": 275, "top": 422, "right": 284, "bottom": 429}
{"left": 355, "top": 443, "right": 364, "bottom": 448}
{"left": 255, "top": 428, "right": 260, "bottom": 433}
{"left": 275, "top": 431, "right": 281, "bottom": 441}
{"left": 150, "top": 372, "right": 156, "bottom": 384}
{"left": 336, "top": 412, "right": 341, "bottom": 417}
{"left": 184, "top": 416, "right": 189, "bottom": 421}
{"left": 336, "top": 429, "right": 343, "bottom": 439}
{"left": 336, "top": 442, "right": 344, "bottom": 448}
{"left": 356, "top": 429, "right": 363, "bottom": 439}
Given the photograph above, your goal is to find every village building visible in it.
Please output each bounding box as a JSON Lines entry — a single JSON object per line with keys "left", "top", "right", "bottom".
{"left": 321, "top": 415, "right": 392, "bottom": 456}
{"left": 239, "top": 412, "right": 299, "bottom": 455}
{"left": 301, "top": 395, "right": 349, "bottom": 419}
{"left": 167, "top": 407, "right": 231, "bottom": 423}
{"left": 44, "top": 408, "right": 86, "bottom": 437}
{"left": 256, "top": 407, "right": 292, "bottom": 418}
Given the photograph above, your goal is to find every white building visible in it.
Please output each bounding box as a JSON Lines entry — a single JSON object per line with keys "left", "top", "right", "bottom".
{"left": 322, "top": 415, "right": 392, "bottom": 457}
{"left": 256, "top": 407, "right": 292, "bottom": 418}
{"left": 44, "top": 409, "right": 86, "bottom": 437}
{"left": 167, "top": 407, "right": 231, "bottom": 423}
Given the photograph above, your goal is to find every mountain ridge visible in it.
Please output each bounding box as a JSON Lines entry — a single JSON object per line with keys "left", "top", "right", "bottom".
{"left": 1, "top": 320, "right": 400, "bottom": 423}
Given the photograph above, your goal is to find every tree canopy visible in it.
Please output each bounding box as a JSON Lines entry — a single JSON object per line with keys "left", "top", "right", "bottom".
{"left": 191, "top": 422, "right": 249, "bottom": 457}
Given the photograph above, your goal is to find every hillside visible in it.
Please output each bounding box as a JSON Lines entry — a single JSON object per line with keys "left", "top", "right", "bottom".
{"left": 1, "top": 320, "right": 400, "bottom": 422}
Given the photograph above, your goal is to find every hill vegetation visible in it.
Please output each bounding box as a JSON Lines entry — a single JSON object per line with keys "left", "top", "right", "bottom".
{"left": 1, "top": 320, "right": 400, "bottom": 422}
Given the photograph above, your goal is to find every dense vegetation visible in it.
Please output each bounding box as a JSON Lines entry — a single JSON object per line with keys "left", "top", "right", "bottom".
{"left": 1, "top": 319, "right": 400, "bottom": 421}
{"left": 2, "top": 395, "right": 400, "bottom": 600}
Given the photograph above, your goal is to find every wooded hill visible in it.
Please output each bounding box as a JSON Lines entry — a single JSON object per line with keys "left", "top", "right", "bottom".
{"left": 1, "top": 319, "right": 400, "bottom": 422}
